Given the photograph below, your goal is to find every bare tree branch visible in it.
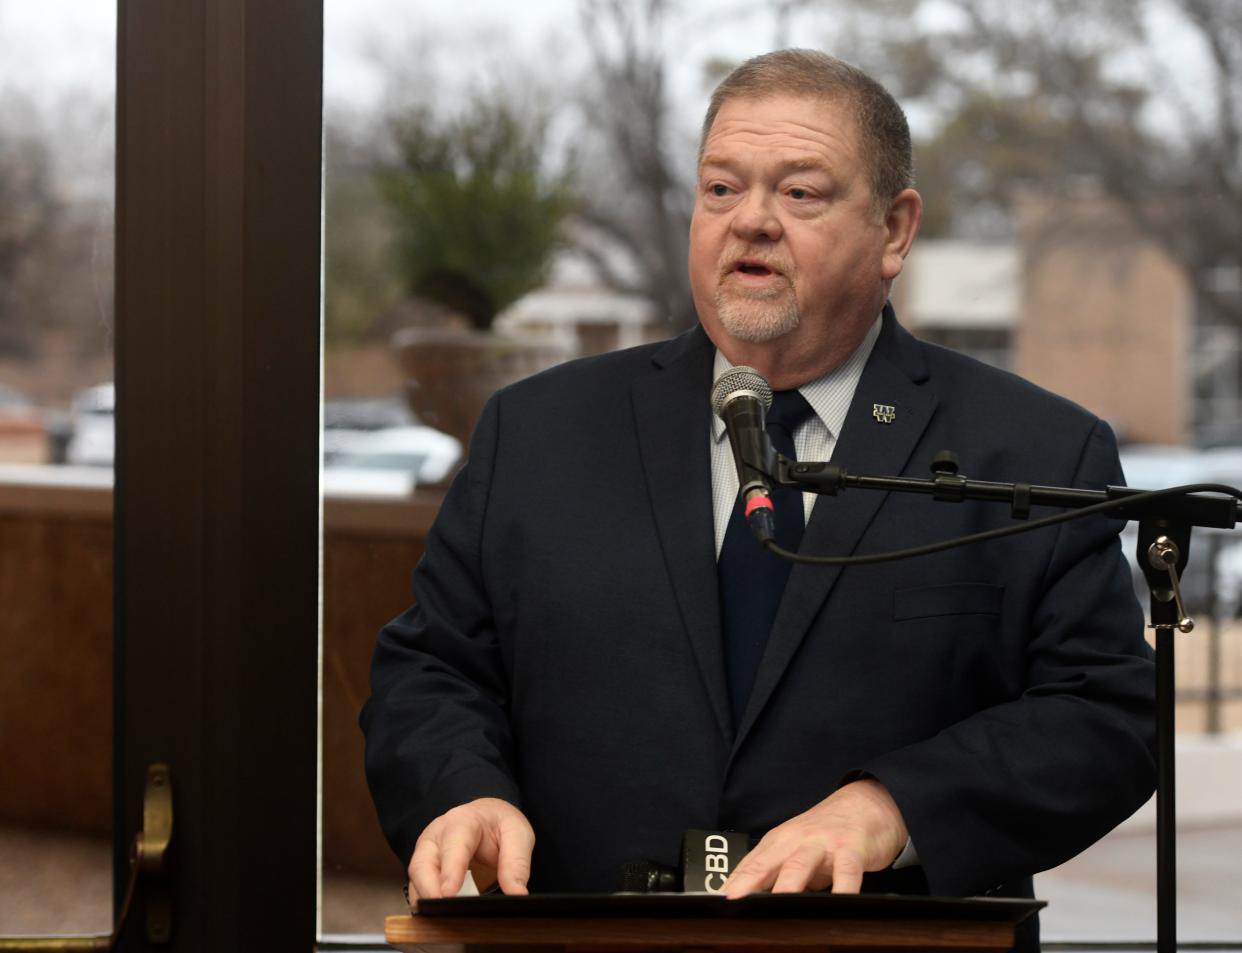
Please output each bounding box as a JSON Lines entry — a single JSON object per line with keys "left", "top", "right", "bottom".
{"left": 572, "top": 0, "right": 696, "bottom": 328}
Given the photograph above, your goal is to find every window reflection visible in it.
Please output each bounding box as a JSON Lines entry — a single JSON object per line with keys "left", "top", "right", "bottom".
{"left": 0, "top": 0, "right": 116, "bottom": 936}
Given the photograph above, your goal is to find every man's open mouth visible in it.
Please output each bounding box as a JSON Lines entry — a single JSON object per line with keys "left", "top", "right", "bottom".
{"left": 733, "top": 259, "right": 779, "bottom": 277}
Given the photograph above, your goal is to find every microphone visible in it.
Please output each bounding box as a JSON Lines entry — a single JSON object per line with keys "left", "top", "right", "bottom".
{"left": 711, "top": 366, "right": 778, "bottom": 544}
{"left": 617, "top": 859, "right": 679, "bottom": 893}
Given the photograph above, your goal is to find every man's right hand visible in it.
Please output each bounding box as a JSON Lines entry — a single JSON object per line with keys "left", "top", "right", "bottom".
{"left": 407, "top": 797, "right": 535, "bottom": 900}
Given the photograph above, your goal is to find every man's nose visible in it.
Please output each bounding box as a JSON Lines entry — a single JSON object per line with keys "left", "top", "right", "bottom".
{"left": 731, "top": 190, "right": 782, "bottom": 242}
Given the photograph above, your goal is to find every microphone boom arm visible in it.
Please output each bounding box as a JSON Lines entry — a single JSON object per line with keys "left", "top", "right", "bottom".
{"left": 775, "top": 452, "right": 1241, "bottom": 529}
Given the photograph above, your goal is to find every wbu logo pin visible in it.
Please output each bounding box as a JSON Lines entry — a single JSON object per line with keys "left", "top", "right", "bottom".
{"left": 872, "top": 403, "right": 896, "bottom": 424}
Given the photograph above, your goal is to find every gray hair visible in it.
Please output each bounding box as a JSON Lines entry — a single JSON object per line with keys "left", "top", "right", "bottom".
{"left": 699, "top": 49, "right": 914, "bottom": 207}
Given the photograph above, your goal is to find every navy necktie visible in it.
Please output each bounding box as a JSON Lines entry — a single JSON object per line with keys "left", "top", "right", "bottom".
{"left": 718, "top": 389, "right": 815, "bottom": 726}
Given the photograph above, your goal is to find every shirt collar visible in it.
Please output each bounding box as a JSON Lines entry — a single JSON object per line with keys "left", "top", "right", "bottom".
{"left": 710, "top": 314, "right": 883, "bottom": 442}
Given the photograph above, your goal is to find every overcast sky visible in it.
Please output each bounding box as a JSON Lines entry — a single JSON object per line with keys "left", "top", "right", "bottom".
{"left": 0, "top": 0, "right": 866, "bottom": 191}
{"left": 0, "top": 1, "right": 1209, "bottom": 166}
{"left": 0, "top": 1, "right": 799, "bottom": 108}
{"left": 0, "top": 0, "right": 857, "bottom": 204}
{"left": 321, "top": 0, "right": 819, "bottom": 128}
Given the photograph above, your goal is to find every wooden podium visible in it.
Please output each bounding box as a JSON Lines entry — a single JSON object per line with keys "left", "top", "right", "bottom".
{"left": 384, "top": 892, "right": 1041, "bottom": 952}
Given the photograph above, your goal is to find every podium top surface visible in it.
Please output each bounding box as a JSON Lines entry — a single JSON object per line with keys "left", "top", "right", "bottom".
{"left": 415, "top": 891, "right": 1044, "bottom": 924}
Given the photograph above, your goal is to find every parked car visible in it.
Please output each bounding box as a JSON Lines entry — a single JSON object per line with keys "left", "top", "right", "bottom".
{"left": 64, "top": 383, "right": 115, "bottom": 467}
{"left": 323, "top": 425, "right": 461, "bottom": 495}
{"left": 323, "top": 396, "right": 462, "bottom": 495}
{"left": 1194, "top": 419, "right": 1242, "bottom": 450}
{"left": 56, "top": 386, "right": 462, "bottom": 492}
{"left": 322, "top": 396, "right": 416, "bottom": 432}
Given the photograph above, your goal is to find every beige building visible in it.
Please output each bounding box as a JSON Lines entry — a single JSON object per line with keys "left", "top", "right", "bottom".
{"left": 1014, "top": 192, "right": 1193, "bottom": 447}
{"left": 897, "top": 193, "right": 1196, "bottom": 448}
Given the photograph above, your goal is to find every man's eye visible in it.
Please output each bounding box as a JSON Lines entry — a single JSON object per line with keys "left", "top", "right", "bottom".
{"left": 710, "top": 184, "right": 730, "bottom": 197}
{"left": 788, "top": 187, "right": 809, "bottom": 200}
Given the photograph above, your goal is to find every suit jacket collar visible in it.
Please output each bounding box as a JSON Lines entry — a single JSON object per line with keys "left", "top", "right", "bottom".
{"left": 632, "top": 326, "right": 733, "bottom": 742}
{"left": 732, "top": 305, "right": 938, "bottom": 749}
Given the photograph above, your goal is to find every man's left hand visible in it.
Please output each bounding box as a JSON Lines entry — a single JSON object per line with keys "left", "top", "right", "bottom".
{"left": 722, "top": 779, "right": 908, "bottom": 897}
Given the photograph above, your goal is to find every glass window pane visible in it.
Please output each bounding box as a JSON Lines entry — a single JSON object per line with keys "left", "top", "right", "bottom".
{"left": 0, "top": 0, "right": 115, "bottom": 936}
{"left": 321, "top": 2, "right": 1242, "bottom": 945}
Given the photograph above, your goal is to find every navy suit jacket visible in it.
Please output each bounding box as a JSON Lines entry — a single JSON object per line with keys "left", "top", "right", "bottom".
{"left": 362, "top": 309, "right": 1156, "bottom": 948}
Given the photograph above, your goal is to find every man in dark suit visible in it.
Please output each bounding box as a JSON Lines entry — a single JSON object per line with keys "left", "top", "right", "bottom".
{"left": 361, "top": 49, "right": 1155, "bottom": 947}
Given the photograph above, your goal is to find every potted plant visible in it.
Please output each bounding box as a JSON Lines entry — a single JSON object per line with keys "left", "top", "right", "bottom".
{"left": 377, "top": 94, "right": 578, "bottom": 453}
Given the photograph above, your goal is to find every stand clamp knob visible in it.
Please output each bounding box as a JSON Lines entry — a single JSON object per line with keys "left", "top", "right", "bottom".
{"left": 1147, "top": 536, "right": 1195, "bottom": 633}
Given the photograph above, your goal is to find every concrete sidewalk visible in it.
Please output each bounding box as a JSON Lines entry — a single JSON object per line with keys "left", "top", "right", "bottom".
{"left": 1031, "top": 732, "right": 1242, "bottom": 944}
{"left": 1037, "top": 823, "right": 1242, "bottom": 943}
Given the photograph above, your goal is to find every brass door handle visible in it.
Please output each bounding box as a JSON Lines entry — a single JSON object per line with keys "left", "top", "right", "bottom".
{"left": 0, "top": 764, "right": 173, "bottom": 952}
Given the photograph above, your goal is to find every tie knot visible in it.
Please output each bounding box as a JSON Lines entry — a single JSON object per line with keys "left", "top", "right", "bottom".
{"left": 767, "top": 389, "right": 815, "bottom": 436}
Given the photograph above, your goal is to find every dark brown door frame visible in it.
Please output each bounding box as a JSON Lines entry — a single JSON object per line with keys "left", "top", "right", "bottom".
{"left": 114, "top": 2, "right": 322, "bottom": 948}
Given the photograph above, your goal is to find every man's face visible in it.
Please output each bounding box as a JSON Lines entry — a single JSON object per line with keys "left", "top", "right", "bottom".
{"left": 689, "top": 93, "right": 912, "bottom": 384}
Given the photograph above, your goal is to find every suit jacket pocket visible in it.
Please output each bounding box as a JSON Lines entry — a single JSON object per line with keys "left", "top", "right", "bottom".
{"left": 893, "top": 582, "right": 1004, "bottom": 621}
{"left": 888, "top": 582, "right": 1012, "bottom": 709}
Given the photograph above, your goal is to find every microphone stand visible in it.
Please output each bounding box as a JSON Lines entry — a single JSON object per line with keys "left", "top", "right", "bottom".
{"left": 771, "top": 451, "right": 1241, "bottom": 953}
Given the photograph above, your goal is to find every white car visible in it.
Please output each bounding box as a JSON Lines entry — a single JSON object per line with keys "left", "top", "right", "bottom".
{"left": 322, "top": 425, "right": 462, "bottom": 496}
{"left": 59, "top": 384, "right": 463, "bottom": 494}
{"left": 64, "top": 383, "right": 115, "bottom": 467}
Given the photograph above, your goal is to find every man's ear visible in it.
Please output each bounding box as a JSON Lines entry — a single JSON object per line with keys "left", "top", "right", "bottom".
{"left": 880, "top": 188, "right": 922, "bottom": 281}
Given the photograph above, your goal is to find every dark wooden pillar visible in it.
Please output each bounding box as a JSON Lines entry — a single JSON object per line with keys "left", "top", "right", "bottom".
{"left": 114, "top": 2, "right": 322, "bottom": 948}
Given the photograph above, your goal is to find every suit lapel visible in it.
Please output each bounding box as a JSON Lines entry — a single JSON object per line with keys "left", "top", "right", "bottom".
{"left": 733, "top": 310, "right": 938, "bottom": 748}
{"left": 632, "top": 328, "right": 733, "bottom": 742}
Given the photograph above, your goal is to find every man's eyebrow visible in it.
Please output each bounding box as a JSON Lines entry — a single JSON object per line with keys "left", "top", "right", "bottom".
{"left": 781, "top": 156, "right": 832, "bottom": 174}
{"left": 698, "top": 152, "right": 737, "bottom": 171}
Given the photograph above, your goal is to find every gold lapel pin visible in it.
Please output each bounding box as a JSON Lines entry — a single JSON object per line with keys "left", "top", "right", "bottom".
{"left": 872, "top": 403, "right": 896, "bottom": 424}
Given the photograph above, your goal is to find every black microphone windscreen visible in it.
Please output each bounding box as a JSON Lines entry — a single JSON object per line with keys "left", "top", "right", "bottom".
{"left": 617, "top": 859, "right": 680, "bottom": 893}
